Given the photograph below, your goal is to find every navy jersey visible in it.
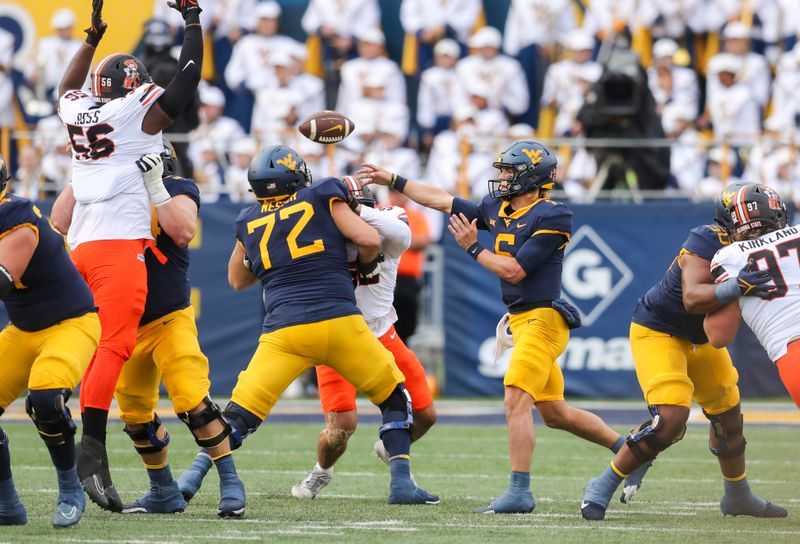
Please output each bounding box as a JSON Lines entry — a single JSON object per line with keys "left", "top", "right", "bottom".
{"left": 140, "top": 176, "right": 201, "bottom": 325}
{"left": 0, "top": 195, "right": 95, "bottom": 331}
{"left": 452, "top": 195, "right": 572, "bottom": 311}
{"left": 235, "top": 177, "right": 358, "bottom": 332}
{"left": 632, "top": 224, "right": 730, "bottom": 344}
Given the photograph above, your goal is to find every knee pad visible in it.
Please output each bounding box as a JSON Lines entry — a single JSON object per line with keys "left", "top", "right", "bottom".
{"left": 378, "top": 384, "right": 414, "bottom": 437}
{"left": 222, "top": 401, "right": 263, "bottom": 450}
{"left": 704, "top": 406, "right": 746, "bottom": 459}
{"left": 177, "top": 396, "right": 231, "bottom": 449}
{"left": 625, "top": 405, "right": 684, "bottom": 463}
{"left": 26, "top": 389, "right": 76, "bottom": 446}
{"left": 124, "top": 413, "right": 170, "bottom": 455}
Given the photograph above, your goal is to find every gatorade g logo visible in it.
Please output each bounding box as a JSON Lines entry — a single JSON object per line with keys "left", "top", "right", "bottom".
{"left": 276, "top": 153, "right": 297, "bottom": 171}
{"left": 521, "top": 148, "right": 543, "bottom": 165}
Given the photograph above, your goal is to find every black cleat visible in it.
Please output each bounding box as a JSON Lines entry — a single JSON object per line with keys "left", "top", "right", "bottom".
{"left": 76, "top": 435, "right": 123, "bottom": 513}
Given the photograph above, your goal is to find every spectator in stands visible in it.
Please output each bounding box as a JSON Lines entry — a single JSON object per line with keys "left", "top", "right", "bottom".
{"left": 709, "top": 23, "right": 771, "bottom": 107}
{"left": 12, "top": 145, "right": 46, "bottom": 200}
{"left": 224, "top": 137, "right": 258, "bottom": 203}
{"left": 363, "top": 110, "right": 422, "bottom": 204}
{"left": 400, "top": 0, "right": 481, "bottom": 73}
{"left": 192, "top": 140, "right": 224, "bottom": 204}
{"left": 337, "top": 28, "right": 406, "bottom": 116}
{"left": 769, "top": 43, "right": 800, "bottom": 128}
{"left": 25, "top": 9, "right": 82, "bottom": 104}
{"left": 224, "top": 1, "right": 303, "bottom": 131}
{"left": 188, "top": 85, "right": 245, "bottom": 183}
{"left": 417, "top": 39, "right": 465, "bottom": 152}
{"left": 715, "top": 0, "right": 781, "bottom": 58}
{"left": 744, "top": 116, "right": 795, "bottom": 182}
{"left": 503, "top": 0, "right": 577, "bottom": 127}
{"left": 33, "top": 114, "right": 70, "bottom": 193}
{"left": 661, "top": 104, "right": 704, "bottom": 194}
{"left": 540, "top": 30, "right": 601, "bottom": 136}
{"left": 694, "top": 146, "right": 741, "bottom": 200}
{"left": 705, "top": 53, "right": 761, "bottom": 145}
{"left": 760, "top": 146, "right": 800, "bottom": 202}
{"left": 251, "top": 52, "right": 325, "bottom": 143}
{"left": 777, "top": 0, "right": 800, "bottom": 52}
{"left": 301, "top": 0, "right": 381, "bottom": 71}
{"left": 456, "top": 27, "right": 529, "bottom": 124}
{"left": 647, "top": 38, "right": 700, "bottom": 117}
{"left": 349, "top": 70, "right": 411, "bottom": 147}
{"left": 0, "top": 27, "right": 15, "bottom": 130}
{"left": 582, "top": 0, "right": 638, "bottom": 40}
{"left": 287, "top": 43, "right": 326, "bottom": 118}
{"left": 636, "top": 0, "right": 705, "bottom": 42}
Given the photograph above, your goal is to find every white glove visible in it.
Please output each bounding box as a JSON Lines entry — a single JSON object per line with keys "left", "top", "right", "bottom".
{"left": 494, "top": 313, "right": 514, "bottom": 364}
{"left": 136, "top": 153, "right": 171, "bottom": 206}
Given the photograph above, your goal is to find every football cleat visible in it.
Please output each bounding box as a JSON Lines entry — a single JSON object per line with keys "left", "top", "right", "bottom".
{"left": 721, "top": 496, "right": 788, "bottom": 518}
{"left": 474, "top": 490, "right": 535, "bottom": 514}
{"left": 0, "top": 496, "right": 27, "bottom": 526}
{"left": 620, "top": 459, "right": 653, "bottom": 504}
{"left": 76, "top": 435, "right": 123, "bottom": 512}
{"left": 122, "top": 481, "right": 186, "bottom": 514}
{"left": 580, "top": 499, "right": 607, "bottom": 521}
{"left": 291, "top": 467, "right": 332, "bottom": 500}
{"left": 388, "top": 481, "right": 440, "bottom": 505}
{"left": 217, "top": 476, "right": 246, "bottom": 518}
{"left": 52, "top": 501, "right": 83, "bottom": 528}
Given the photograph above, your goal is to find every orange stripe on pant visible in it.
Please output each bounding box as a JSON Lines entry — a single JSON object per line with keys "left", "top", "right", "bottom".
{"left": 70, "top": 239, "right": 148, "bottom": 412}
{"left": 776, "top": 341, "right": 800, "bottom": 410}
{"left": 317, "top": 325, "right": 433, "bottom": 413}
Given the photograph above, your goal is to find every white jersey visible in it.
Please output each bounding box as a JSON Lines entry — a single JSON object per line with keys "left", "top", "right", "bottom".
{"left": 348, "top": 205, "right": 412, "bottom": 337}
{"left": 711, "top": 224, "right": 800, "bottom": 361}
{"left": 58, "top": 83, "right": 164, "bottom": 248}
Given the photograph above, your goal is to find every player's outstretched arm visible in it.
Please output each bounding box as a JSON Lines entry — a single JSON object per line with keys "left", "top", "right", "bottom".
{"left": 58, "top": 0, "right": 106, "bottom": 96}
{"left": 0, "top": 227, "right": 37, "bottom": 297}
{"left": 704, "top": 302, "right": 741, "bottom": 348}
{"left": 142, "top": 0, "right": 203, "bottom": 134}
{"left": 51, "top": 184, "right": 76, "bottom": 235}
{"left": 356, "top": 163, "right": 454, "bottom": 213}
{"left": 228, "top": 241, "right": 258, "bottom": 291}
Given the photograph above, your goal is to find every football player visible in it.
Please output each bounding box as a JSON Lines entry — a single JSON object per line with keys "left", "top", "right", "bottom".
{"left": 0, "top": 156, "right": 101, "bottom": 528}
{"left": 290, "top": 177, "right": 437, "bottom": 500}
{"left": 55, "top": 0, "right": 204, "bottom": 511}
{"left": 178, "top": 145, "right": 439, "bottom": 505}
{"left": 52, "top": 143, "right": 245, "bottom": 518}
{"left": 357, "top": 141, "right": 647, "bottom": 514}
{"left": 707, "top": 184, "right": 800, "bottom": 409}
{"left": 580, "top": 182, "right": 787, "bottom": 521}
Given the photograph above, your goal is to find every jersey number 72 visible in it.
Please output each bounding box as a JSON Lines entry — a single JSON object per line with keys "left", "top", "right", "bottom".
{"left": 246, "top": 202, "right": 325, "bottom": 270}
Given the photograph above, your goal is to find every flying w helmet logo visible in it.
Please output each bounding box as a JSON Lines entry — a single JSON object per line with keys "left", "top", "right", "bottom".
{"left": 276, "top": 153, "right": 297, "bottom": 171}
{"left": 521, "top": 148, "right": 544, "bottom": 165}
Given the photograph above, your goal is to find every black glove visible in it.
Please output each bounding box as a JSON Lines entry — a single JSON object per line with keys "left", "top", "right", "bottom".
{"left": 84, "top": 0, "right": 107, "bottom": 47}
{"left": 737, "top": 259, "right": 774, "bottom": 298}
{"left": 168, "top": 0, "right": 203, "bottom": 23}
{"left": 356, "top": 254, "right": 384, "bottom": 285}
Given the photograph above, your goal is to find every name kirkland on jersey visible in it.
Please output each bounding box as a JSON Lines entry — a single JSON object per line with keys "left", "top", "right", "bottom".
{"left": 735, "top": 226, "right": 800, "bottom": 251}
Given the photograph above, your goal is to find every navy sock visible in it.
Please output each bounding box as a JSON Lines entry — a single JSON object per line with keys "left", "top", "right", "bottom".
{"left": 508, "top": 471, "right": 530, "bottom": 492}
{"left": 0, "top": 430, "right": 11, "bottom": 481}
{"left": 389, "top": 458, "right": 411, "bottom": 482}
{"left": 214, "top": 454, "right": 238, "bottom": 482}
{"left": 45, "top": 437, "right": 75, "bottom": 472}
{"left": 81, "top": 408, "right": 108, "bottom": 443}
{"left": 610, "top": 436, "right": 625, "bottom": 454}
{"left": 147, "top": 465, "right": 174, "bottom": 486}
{"left": 381, "top": 430, "right": 411, "bottom": 458}
{"left": 56, "top": 466, "right": 82, "bottom": 504}
{"left": 0, "top": 477, "right": 18, "bottom": 502}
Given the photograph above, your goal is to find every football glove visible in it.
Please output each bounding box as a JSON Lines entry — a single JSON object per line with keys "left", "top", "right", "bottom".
{"left": 84, "top": 0, "right": 107, "bottom": 47}
{"left": 136, "top": 153, "right": 171, "bottom": 207}
{"left": 168, "top": 0, "right": 202, "bottom": 22}
{"left": 736, "top": 259, "right": 774, "bottom": 297}
{"left": 356, "top": 253, "right": 384, "bottom": 285}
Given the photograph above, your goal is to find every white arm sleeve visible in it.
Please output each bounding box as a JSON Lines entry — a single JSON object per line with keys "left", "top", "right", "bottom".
{"left": 359, "top": 205, "right": 412, "bottom": 258}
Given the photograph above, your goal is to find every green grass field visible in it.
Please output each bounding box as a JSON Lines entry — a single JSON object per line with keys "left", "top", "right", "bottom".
{"left": 2, "top": 415, "right": 799, "bottom": 544}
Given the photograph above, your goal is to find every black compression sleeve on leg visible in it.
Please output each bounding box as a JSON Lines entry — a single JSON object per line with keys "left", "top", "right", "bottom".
{"left": 156, "top": 24, "right": 202, "bottom": 119}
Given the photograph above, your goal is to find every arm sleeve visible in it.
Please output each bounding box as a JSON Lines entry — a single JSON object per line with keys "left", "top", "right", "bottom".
{"left": 360, "top": 206, "right": 411, "bottom": 258}
{"left": 156, "top": 23, "right": 203, "bottom": 119}
{"left": 450, "top": 197, "right": 488, "bottom": 230}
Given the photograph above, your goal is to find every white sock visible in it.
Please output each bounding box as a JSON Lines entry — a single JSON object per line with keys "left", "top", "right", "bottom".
{"left": 315, "top": 462, "right": 333, "bottom": 474}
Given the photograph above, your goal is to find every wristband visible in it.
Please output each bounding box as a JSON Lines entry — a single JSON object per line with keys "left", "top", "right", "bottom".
{"left": 390, "top": 173, "right": 408, "bottom": 193}
{"left": 466, "top": 242, "right": 485, "bottom": 260}
{"left": 714, "top": 278, "right": 739, "bottom": 304}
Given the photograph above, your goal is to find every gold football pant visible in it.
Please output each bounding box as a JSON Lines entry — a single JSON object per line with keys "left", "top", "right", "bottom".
{"left": 115, "top": 306, "right": 211, "bottom": 424}
{"left": 0, "top": 313, "right": 100, "bottom": 408}
{"left": 231, "top": 314, "right": 405, "bottom": 419}
{"left": 504, "top": 307, "right": 570, "bottom": 402}
{"left": 630, "top": 322, "right": 740, "bottom": 414}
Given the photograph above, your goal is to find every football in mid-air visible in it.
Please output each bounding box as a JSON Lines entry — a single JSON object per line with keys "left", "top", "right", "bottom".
{"left": 298, "top": 110, "right": 355, "bottom": 144}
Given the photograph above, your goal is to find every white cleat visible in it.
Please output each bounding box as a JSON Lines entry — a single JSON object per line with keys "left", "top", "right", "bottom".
{"left": 373, "top": 439, "right": 417, "bottom": 487}
{"left": 291, "top": 467, "right": 332, "bottom": 500}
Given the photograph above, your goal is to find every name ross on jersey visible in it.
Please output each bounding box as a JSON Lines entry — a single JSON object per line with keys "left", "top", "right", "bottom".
{"left": 75, "top": 111, "right": 101, "bottom": 125}
{"left": 736, "top": 226, "right": 799, "bottom": 252}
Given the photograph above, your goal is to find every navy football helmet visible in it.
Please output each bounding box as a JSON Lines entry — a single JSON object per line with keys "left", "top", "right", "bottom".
{"left": 91, "top": 53, "right": 152, "bottom": 103}
{"left": 714, "top": 181, "right": 752, "bottom": 232}
{"left": 0, "top": 155, "right": 8, "bottom": 195}
{"left": 488, "top": 140, "right": 557, "bottom": 200}
{"left": 724, "top": 183, "right": 787, "bottom": 239}
{"left": 161, "top": 138, "right": 178, "bottom": 177}
{"left": 248, "top": 145, "right": 312, "bottom": 199}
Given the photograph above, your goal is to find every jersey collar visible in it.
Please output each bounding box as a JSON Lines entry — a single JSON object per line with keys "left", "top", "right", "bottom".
{"left": 499, "top": 198, "right": 543, "bottom": 219}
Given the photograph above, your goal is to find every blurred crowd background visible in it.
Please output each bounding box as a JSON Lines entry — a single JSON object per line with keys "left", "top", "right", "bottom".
{"left": 2, "top": 0, "right": 800, "bottom": 209}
